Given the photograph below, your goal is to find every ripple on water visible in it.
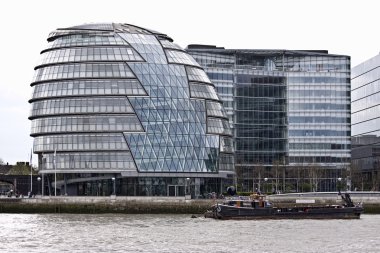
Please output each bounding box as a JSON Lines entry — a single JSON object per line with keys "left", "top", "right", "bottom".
{"left": 0, "top": 214, "right": 379, "bottom": 252}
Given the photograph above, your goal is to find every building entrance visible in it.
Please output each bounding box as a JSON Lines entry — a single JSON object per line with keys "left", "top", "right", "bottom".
{"left": 168, "top": 185, "right": 185, "bottom": 196}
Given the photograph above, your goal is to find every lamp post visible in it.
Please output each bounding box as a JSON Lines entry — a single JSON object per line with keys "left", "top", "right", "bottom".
{"left": 264, "top": 178, "right": 268, "bottom": 194}
{"left": 337, "top": 177, "right": 342, "bottom": 192}
{"left": 111, "top": 177, "right": 116, "bottom": 196}
{"left": 37, "top": 177, "right": 41, "bottom": 196}
{"left": 186, "top": 178, "right": 190, "bottom": 194}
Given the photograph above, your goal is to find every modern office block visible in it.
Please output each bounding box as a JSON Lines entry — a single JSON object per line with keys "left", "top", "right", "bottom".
{"left": 29, "top": 23, "right": 234, "bottom": 196}
{"left": 352, "top": 54, "right": 380, "bottom": 190}
{"left": 187, "top": 46, "right": 351, "bottom": 192}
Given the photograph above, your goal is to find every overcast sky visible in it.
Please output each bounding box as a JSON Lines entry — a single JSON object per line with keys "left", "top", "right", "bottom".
{"left": 0, "top": 0, "right": 378, "bottom": 165}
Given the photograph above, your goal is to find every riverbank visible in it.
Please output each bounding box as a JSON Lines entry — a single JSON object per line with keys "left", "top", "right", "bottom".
{"left": 0, "top": 196, "right": 215, "bottom": 214}
{"left": 1, "top": 192, "right": 380, "bottom": 214}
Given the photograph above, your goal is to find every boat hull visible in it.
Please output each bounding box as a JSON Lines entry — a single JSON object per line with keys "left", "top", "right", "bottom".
{"left": 205, "top": 205, "right": 363, "bottom": 220}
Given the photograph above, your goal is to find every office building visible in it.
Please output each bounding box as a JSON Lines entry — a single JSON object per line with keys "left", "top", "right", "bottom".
{"left": 187, "top": 46, "right": 351, "bottom": 192}
{"left": 352, "top": 54, "right": 380, "bottom": 191}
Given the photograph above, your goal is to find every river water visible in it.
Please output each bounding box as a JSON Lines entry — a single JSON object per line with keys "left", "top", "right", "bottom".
{"left": 0, "top": 213, "right": 379, "bottom": 252}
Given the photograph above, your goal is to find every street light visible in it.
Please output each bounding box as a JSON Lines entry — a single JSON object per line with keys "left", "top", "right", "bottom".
{"left": 264, "top": 178, "right": 268, "bottom": 194}
{"left": 186, "top": 177, "right": 190, "bottom": 196}
{"left": 37, "top": 177, "right": 41, "bottom": 196}
{"left": 337, "top": 177, "right": 342, "bottom": 192}
{"left": 111, "top": 177, "right": 116, "bottom": 196}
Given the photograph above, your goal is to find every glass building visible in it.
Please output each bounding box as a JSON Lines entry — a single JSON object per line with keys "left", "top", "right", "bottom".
{"left": 29, "top": 23, "right": 234, "bottom": 197}
{"left": 352, "top": 54, "right": 380, "bottom": 191}
{"left": 187, "top": 46, "right": 351, "bottom": 192}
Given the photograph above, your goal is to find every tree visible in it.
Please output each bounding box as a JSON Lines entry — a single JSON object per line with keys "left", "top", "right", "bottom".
{"left": 6, "top": 163, "right": 38, "bottom": 175}
{"left": 0, "top": 158, "right": 4, "bottom": 165}
{"left": 308, "top": 164, "right": 325, "bottom": 192}
{"left": 350, "top": 163, "right": 365, "bottom": 191}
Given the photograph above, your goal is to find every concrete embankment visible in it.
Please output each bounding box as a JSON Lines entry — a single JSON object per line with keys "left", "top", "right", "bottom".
{"left": 0, "top": 196, "right": 216, "bottom": 214}
{"left": 1, "top": 192, "right": 380, "bottom": 214}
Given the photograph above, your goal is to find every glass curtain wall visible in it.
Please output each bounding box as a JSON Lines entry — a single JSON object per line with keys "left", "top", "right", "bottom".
{"left": 188, "top": 46, "right": 351, "bottom": 192}
{"left": 352, "top": 54, "right": 380, "bottom": 191}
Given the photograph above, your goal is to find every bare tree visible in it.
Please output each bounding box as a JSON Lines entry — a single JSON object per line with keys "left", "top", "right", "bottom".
{"left": 272, "top": 160, "right": 280, "bottom": 193}
{"left": 254, "top": 163, "right": 265, "bottom": 192}
{"left": 308, "top": 164, "right": 325, "bottom": 192}
{"left": 0, "top": 158, "right": 4, "bottom": 165}
{"left": 350, "top": 163, "right": 365, "bottom": 191}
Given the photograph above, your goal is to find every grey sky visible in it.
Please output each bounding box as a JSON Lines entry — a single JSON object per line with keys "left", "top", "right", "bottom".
{"left": 0, "top": 0, "right": 378, "bottom": 165}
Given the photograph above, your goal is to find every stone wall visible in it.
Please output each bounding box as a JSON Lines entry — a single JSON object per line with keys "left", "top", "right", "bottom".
{"left": 0, "top": 196, "right": 217, "bottom": 214}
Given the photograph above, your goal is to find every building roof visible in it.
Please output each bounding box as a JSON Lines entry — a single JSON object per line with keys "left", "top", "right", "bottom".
{"left": 47, "top": 23, "right": 173, "bottom": 42}
{"left": 186, "top": 44, "right": 349, "bottom": 58}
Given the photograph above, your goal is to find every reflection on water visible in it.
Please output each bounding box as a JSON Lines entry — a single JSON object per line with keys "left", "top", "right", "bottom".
{"left": 0, "top": 213, "right": 379, "bottom": 252}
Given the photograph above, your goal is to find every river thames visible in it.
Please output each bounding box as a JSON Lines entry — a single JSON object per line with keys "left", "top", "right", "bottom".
{"left": 0, "top": 213, "right": 379, "bottom": 252}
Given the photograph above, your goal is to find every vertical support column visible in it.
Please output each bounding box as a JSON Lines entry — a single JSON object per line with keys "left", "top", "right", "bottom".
{"left": 195, "top": 178, "right": 200, "bottom": 198}
{"left": 41, "top": 173, "right": 45, "bottom": 196}
{"left": 64, "top": 174, "right": 67, "bottom": 195}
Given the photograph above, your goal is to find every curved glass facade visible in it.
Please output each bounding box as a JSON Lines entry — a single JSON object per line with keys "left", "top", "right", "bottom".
{"left": 29, "top": 23, "right": 234, "bottom": 196}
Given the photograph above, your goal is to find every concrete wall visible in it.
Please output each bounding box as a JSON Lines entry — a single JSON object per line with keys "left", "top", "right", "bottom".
{"left": 1, "top": 192, "right": 380, "bottom": 214}
{"left": 0, "top": 196, "right": 217, "bottom": 214}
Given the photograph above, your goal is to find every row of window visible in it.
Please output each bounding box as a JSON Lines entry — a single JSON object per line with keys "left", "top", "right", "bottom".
{"left": 207, "top": 118, "right": 232, "bottom": 136}
{"left": 236, "top": 111, "right": 286, "bottom": 125}
{"left": 352, "top": 117, "right": 380, "bottom": 136}
{"left": 235, "top": 97, "right": 286, "bottom": 111}
{"left": 206, "top": 101, "right": 225, "bottom": 118}
{"left": 288, "top": 116, "right": 349, "bottom": 124}
{"left": 186, "top": 66, "right": 212, "bottom": 84}
{"left": 288, "top": 90, "right": 349, "bottom": 98}
{"left": 220, "top": 137, "right": 234, "bottom": 153}
{"left": 351, "top": 79, "right": 380, "bottom": 102}
{"left": 207, "top": 72, "right": 234, "bottom": 81}
{"left": 34, "top": 133, "right": 129, "bottom": 152}
{"left": 126, "top": 134, "right": 219, "bottom": 154}
{"left": 190, "top": 83, "right": 219, "bottom": 100}
{"left": 33, "top": 63, "right": 135, "bottom": 83}
{"left": 46, "top": 34, "right": 129, "bottom": 50}
{"left": 288, "top": 76, "right": 349, "bottom": 84}
{"left": 289, "top": 103, "right": 349, "bottom": 111}
{"left": 289, "top": 130, "right": 350, "bottom": 137}
{"left": 352, "top": 67, "right": 380, "bottom": 90}
{"left": 216, "top": 86, "right": 233, "bottom": 96}
{"left": 133, "top": 158, "right": 217, "bottom": 173}
{"left": 351, "top": 104, "right": 380, "bottom": 124}
{"left": 31, "top": 97, "right": 134, "bottom": 117}
{"left": 132, "top": 146, "right": 220, "bottom": 161}
{"left": 236, "top": 75, "right": 285, "bottom": 85}
{"left": 41, "top": 152, "right": 136, "bottom": 171}
{"left": 236, "top": 139, "right": 287, "bottom": 151}
{"left": 39, "top": 47, "right": 143, "bottom": 66}
{"left": 166, "top": 50, "right": 200, "bottom": 67}
{"left": 352, "top": 91, "right": 380, "bottom": 114}
{"left": 159, "top": 39, "right": 183, "bottom": 51}
{"left": 31, "top": 79, "right": 146, "bottom": 100}
{"left": 235, "top": 152, "right": 287, "bottom": 165}
{"left": 235, "top": 128, "right": 287, "bottom": 138}
{"left": 289, "top": 156, "right": 350, "bottom": 164}
{"left": 219, "top": 153, "right": 234, "bottom": 169}
{"left": 289, "top": 143, "right": 350, "bottom": 150}
{"left": 236, "top": 85, "right": 286, "bottom": 98}
{"left": 31, "top": 115, "right": 143, "bottom": 135}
